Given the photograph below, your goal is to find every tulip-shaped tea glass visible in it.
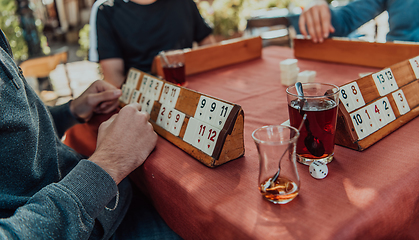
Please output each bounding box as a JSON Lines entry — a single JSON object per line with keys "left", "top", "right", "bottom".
{"left": 286, "top": 82, "right": 340, "bottom": 165}
{"left": 252, "top": 125, "right": 300, "bottom": 204}
{"left": 160, "top": 50, "right": 186, "bottom": 85}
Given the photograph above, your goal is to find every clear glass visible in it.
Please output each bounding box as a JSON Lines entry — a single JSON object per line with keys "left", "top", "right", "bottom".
{"left": 160, "top": 49, "right": 186, "bottom": 86}
{"left": 286, "top": 82, "right": 340, "bottom": 165}
{"left": 252, "top": 125, "right": 300, "bottom": 204}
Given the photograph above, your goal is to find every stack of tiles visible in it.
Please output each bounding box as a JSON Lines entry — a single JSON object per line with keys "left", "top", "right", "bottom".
{"left": 297, "top": 70, "right": 316, "bottom": 83}
{"left": 280, "top": 59, "right": 299, "bottom": 86}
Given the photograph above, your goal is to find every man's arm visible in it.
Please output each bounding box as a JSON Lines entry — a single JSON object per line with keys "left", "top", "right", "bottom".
{"left": 90, "top": 1, "right": 126, "bottom": 89}
{"left": 69, "top": 80, "right": 122, "bottom": 121}
{"left": 198, "top": 35, "right": 216, "bottom": 46}
{"left": 0, "top": 103, "right": 157, "bottom": 239}
{"left": 329, "top": 0, "right": 386, "bottom": 37}
{"left": 0, "top": 160, "right": 117, "bottom": 239}
{"left": 89, "top": 104, "right": 157, "bottom": 184}
{"left": 49, "top": 80, "right": 122, "bottom": 137}
{"left": 299, "top": 0, "right": 334, "bottom": 43}
{"left": 100, "top": 58, "right": 126, "bottom": 88}
{"left": 299, "top": 0, "right": 387, "bottom": 43}
{"left": 97, "top": 37, "right": 214, "bottom": 88}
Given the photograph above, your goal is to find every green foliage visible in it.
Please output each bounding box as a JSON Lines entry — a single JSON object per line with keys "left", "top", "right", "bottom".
{"left": 198, "top": 0, "right": 244, "bottom": 38}
{"left": 0, "top": 0, "right": 50, "bottom": 61}
{"left": 211, "top": 0, "right": 244, "bottom": 37}
{"left": 198, "top": 0, "right": 309, "bottom": 38}
{"left": 0, "top": 0, "right": 28, "bottom": 61}
{"left": 77, "top": 24, "right": 90, "bottom": 60}
{"left": 37, "top": 19, "right": 50, "bottom": 55}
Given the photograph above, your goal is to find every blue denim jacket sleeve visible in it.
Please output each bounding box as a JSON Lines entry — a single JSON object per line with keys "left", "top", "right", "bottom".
{"left": 329, "top": 0, "right": 419, "bottom": 42}
{"left": 330, "top": 0, "right": 386, "bottom": 37}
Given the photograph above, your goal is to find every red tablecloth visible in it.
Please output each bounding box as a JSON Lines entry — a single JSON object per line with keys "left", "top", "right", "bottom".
{"left": 129, "top": 46, "right": 419, "bottom": 240}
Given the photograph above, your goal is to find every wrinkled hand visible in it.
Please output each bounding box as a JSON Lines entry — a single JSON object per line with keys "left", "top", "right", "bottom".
{"left": 299, "top": 0, "right": 335, "bottom": 43}
{"left": 70, "top": 80, "right": 122, "bottom": 122}
{"left": 89, "top": 104, "right": 158, "bottom": 184}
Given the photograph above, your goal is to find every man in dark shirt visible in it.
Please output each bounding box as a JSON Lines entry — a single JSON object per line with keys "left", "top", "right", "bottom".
{"left": 63, "top": 0, "right": 215, "bottom": 158}
{"left": 89, "top": 0, "right": 215, "bottom": 87}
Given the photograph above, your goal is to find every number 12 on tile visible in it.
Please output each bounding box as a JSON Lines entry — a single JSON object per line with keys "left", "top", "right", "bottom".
{"left": 183, "top": 117, "right": 220, "bottom": 156}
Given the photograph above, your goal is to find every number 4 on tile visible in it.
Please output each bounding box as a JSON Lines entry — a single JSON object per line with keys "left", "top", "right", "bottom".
{"left": 370, "top": 101, "right": 387, "bottom": 129}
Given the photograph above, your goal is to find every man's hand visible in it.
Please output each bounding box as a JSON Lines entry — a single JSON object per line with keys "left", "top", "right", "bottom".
{"left": 299, "top": 0, "right": 335, "bottom": 43}
{"left": 70, "top": 80, "right": 122, "bottom": 122}
{"left": 198, "top": 34, "right": 216, "bottom": 46}
{"left": 100, "top": 58, "right": 126, "bottom": 88}
{"left": 88, "top": 104, "right": 158, "bottom": 184}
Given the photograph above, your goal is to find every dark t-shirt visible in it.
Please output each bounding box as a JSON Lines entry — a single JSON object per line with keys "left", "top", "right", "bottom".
{"left": 93, "top": 0, "right": 212, "bottom": 73}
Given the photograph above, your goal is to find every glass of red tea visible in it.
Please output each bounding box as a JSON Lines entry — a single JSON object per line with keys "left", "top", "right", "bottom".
{"left": 160, "top": 50, "right": 186, "bottom": 86}
{"left": 252, "top": 125, "right": 301, "bottom": 204}
{"left": 286, "top": 82, "right": 340, "bottom": 165}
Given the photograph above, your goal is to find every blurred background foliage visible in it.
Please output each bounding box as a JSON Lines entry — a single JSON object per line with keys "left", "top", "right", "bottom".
{"left": 2, "top": 0, "right": 335, "bottom": 62}
{"left": 0, "top": 0, "right": 49, "bottom": 62}
{"left": 77, "top": 23, "right": 90, "bottom": 59}
{"left": 0, "top": 0, "right": 28, "bottom": 61}
{"left": 78, "top": 0, "right": 313, "bottom": 59}
{"left": 197, "top": 0, "right": 310, "bottom": 38}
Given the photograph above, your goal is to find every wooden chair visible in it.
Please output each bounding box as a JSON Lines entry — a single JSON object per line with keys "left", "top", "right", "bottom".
{"left": 245, "top": 15, "right": 292, "bottom": 47}
{"left": 151, "top": 36, "right": 263, "bottom": 79}
{"left": 19, "top": 47, "right": 73, "bottom": 101}
{"left": 19, "top": 47, "right": 69, "bottom": 79}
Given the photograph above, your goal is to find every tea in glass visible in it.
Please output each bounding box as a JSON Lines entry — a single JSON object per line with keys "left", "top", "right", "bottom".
{"left": 160, "top": 50, "right": 186, "bottom": 86}
{"left": 252, "top": 125, "right": 300, "bottom": 204}
{"left": 163, "top": 63, "right": 185, "bottom": 85}
{"left": 286, "top": 83, "right": 340, "bottom": 165}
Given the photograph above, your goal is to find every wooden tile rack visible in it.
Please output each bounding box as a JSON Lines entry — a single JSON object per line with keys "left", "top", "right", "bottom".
{"left": 294, "top": 36, "right": 419, "bottom": 68}
{"left": 119, "top": 68, "right": 245, "bottom": 167}
{"left": 151, "top": 36, "right": 262, "bottom": 78}
{"left": 335, "top": 55, "right": 419, "bottom": 150}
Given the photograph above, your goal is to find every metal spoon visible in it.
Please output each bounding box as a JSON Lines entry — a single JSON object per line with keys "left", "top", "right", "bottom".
{"left": 295, "top": 82, "right": 325, "bottom": 157}
{"left": 263, "top": 114, "right": 307, "bottom": 191}
{"left": 159, "top": 51, "right": 170, "bottom": 67}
